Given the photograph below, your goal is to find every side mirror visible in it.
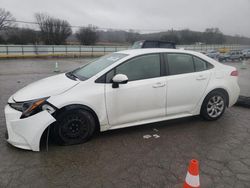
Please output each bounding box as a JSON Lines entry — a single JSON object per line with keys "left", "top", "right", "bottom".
{"left": 112, "top": 74, "right": 128, "bottom": 88}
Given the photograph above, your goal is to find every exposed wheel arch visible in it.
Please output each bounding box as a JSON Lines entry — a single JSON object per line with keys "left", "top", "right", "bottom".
{"left": 39, "top": 104, "right": 100, "bottom": 150}
{"left": 54, "top": 104, "right": 100, "bottom": 132}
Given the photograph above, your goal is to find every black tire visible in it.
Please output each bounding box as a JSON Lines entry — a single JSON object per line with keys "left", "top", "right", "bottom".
{"left": 200, "top": 90, "right": 227, "bottom": 121}
{"left": 235, "top": 96, "right": 250, "bottom": 108}
{"left": 54, "top": 109, "right": 96, "bottom": 145}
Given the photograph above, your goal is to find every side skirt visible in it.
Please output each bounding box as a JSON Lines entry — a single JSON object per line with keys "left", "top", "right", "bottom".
{"left": 102, "top": 113, "right": 194, "bottom": 131}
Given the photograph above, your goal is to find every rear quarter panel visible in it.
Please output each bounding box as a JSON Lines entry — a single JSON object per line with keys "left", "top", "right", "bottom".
{"left": 193, "top": 63, "right": 240, "bottom": 114}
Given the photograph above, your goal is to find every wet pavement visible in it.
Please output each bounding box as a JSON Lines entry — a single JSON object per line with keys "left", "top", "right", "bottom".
{"left": 0, "top": 58, "right": 250, "bottom": 187}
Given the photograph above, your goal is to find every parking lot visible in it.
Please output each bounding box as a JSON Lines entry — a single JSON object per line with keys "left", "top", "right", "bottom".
{"left": 0, "top": 58, "right": 250, "bottom": 187}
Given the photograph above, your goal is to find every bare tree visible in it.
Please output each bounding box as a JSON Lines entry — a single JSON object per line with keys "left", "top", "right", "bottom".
{"left": 203, "top": 28, "right": 225, "bottom": 44}
{"left": 0, "top": 35, "right": 5, "bottom": 44}
{"left": 6, "top": 27, "right": 39, "bottom": 44}
{"left": 35, "top": 13, "right": 72, "bottom": 45}
{"left": 0, "top": 8, "right": 15, "bottom": 30}
{"left": 76, "top": 26, "right": 98, "bottom": 45}
{"left": 161, "top": 30, "right": 180, "bottom": 44}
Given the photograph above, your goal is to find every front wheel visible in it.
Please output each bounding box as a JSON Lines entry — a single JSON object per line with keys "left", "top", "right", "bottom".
{"left": 54, "top": 109, "right": 96, "bottom": 145}
{"left": 200, "top": 91, "right": 227, "bottom": 121}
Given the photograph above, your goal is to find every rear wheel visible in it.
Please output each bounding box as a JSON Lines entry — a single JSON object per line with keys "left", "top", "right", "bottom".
{"left": 54, "top": 109, "right": 96, "bottom": 145}
{"left": 200, "top": 91, "right": 227, "bottom": 121}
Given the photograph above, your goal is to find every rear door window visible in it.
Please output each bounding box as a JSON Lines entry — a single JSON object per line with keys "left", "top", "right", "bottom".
{"left": 164, "top": 53, "right": 213, "bottom": 75}
{"left": 165, "top": 53, "right": 194, "bottom": 75}
{"left": 193, "top": 56, "right": 207, "bottom": 72}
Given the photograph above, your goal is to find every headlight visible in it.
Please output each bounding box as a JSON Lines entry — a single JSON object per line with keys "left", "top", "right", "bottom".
{"left": 9, "top": 97, "right": 56, "bottom": 118}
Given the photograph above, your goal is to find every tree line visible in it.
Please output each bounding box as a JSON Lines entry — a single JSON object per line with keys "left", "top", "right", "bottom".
{"left": 0, "top": 8, "right": 98, "bottom": 45}
{"left": 1, "top": 8, "right": 250, "bottom": 45}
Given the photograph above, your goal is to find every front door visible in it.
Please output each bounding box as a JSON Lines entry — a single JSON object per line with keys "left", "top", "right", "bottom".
{"left": 105, "top": 54, "right": 167, "bottom": 126}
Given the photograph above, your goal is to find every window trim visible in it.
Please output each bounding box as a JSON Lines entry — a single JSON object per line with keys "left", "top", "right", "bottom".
{"left": 95, "top": 53, "right": 165, "bottom": 83}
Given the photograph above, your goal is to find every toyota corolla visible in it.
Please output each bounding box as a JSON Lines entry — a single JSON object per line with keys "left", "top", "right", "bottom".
{"left": 4, "top": 49, "right": 240, "bottom": 151}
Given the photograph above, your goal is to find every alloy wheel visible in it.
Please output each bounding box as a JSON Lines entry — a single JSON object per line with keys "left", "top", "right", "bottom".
{"left": 207, "top": 96, "right": 225, "bottom": 118}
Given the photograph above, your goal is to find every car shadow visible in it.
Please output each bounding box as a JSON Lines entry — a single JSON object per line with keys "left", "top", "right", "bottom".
{"left": 39, "top": 115, "right": 204, "bottom": 152}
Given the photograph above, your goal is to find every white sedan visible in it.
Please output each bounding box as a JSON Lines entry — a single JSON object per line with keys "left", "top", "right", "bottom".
{"left": 4, "top": 49, "right": 240, "bottom": 151}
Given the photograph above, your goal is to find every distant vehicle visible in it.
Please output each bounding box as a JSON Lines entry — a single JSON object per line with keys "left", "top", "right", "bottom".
{"left": 206, "top": 50, "right": 220, "bottom": 59}
{"left": 218, "top": 47, "right": 230, "bottom": 53}
{"left": 5, "top": 49, "right": 239, "bottom": 151}
{"left": 218, "top": 52, "right": 230, "bottom": 62}
{"left": 132, "top": 40, "right": 176, "bottom": 49}
{"left": 200, "top": 51, "right": 207, "bottom": 55}
{"left": 228, "top": 50, "right": 243, "bottom": 61}
{"left": 242, "top": 49, "right": 250, "bottom": 59}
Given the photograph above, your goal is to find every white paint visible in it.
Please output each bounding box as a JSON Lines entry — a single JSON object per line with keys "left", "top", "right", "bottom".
{"left": 153, "top": 134, "right": 160, "bottom": 138}
{"left": 106, "top": 76, "right": 167, "bottom": 126}
{"left": 12, "top": 73, "right": 79, "bottom": 101}
{"left": 143, "top": 135, "right": 152, "bottom": 139}
{"left": 185, "top": 172, "right": 200, "bottom": 187}
{"left": 166, "top": 70, "right": 211, "bottom": 115}
{"left": 112, "top": 74, "right": 128, "bottom": 83}
{"left": 5, "top": 105, "right": 56, "bottom": 151}
{"left": 4, "top": 48, "right": 240, "bottom": 151}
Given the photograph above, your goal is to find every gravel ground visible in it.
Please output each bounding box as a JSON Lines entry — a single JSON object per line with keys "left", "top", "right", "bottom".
{"left": 0, "top": 58, "right": 250, "bottom": 187}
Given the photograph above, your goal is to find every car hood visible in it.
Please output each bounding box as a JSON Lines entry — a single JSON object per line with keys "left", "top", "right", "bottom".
{"left": 12, "top": 73, "right": 80, "bottom": 102}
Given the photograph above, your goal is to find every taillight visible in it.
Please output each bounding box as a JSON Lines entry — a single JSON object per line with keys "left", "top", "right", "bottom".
{"left": 230, "top": 70, "right": 238, "bottom": 76}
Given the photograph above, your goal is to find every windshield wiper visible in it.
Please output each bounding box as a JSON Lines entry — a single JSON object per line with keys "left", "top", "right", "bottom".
{"left": 66, "top": 71, "right": 78, "bottom": 80}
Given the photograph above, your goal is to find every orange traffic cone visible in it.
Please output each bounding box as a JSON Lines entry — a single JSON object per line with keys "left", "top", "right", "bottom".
{"left": 183, "top": 159, "right": 200, "bottom": 188}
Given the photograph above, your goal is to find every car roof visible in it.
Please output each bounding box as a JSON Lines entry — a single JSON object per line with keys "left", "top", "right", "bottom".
{"left": 116, "top": 48, "right": 199, "bottom": 56}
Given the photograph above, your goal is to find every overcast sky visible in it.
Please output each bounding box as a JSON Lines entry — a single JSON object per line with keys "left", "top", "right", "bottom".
{"left": 1, "top": 0, "right": 250, "bottom": 37}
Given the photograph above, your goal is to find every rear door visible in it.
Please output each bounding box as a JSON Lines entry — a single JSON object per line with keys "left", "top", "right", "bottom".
{"left": 164, "top": 53, "right": 212, "bottom": 115}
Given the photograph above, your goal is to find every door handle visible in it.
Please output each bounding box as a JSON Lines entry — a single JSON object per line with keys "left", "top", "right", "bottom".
{"left": 196, "top": 75, "right": 207, "bottom": 80}
{"left": 153, "top": 82, "right": 166, "bottom": 88}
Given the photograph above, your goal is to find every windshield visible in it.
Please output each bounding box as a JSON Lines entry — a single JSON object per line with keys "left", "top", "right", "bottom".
{"left": 72, "top": 53, "right": 128, "bottom": 80}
